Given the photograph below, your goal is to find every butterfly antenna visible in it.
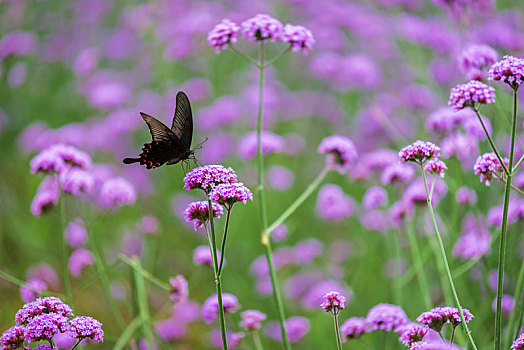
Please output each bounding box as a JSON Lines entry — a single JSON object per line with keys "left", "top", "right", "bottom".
{"left": 194, "top": 137, "right": 208, "bottom": 150}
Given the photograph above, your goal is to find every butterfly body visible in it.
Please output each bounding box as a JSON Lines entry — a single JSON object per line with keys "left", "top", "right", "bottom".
{"left": 123, "top": 91, "right": 195, "bottom": 169}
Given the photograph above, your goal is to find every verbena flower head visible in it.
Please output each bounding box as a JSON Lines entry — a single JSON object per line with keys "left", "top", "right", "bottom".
{"left": 416, "top": 310, "right": 445, "bottom": 332}
{"left": 65, "top": 220, "right": 87, "bottom": 248}
{"left": 448, "top": 80, "right": 496, "bottom": 110}
{"left": 512, "top": 333, "right": 524, "bottom": 350}
{"left": 207, "top": 19, "right": 240, "bottom": 53}
{"left": 399, "top": 140, "right": 440, "bottom": 164}
{"left": 399, "top": 324, "right": 428, "bottom": 347}
{"left": 169, "top": 275, "right": 188, "bottom": 303}
{"left": 24, "top": 313, "right": 70, "bottom": 342}
{"left": 282, "top": 24, "right": 314, "bottom": 54}
{"left": 16, "top": 297, "right": 73, "bottom": 326}
{"left": 340, "top": 317, "right": 367, "bottom": 341}
{"left": 317, "top": 135, "right": 358, "bottom": 174}
{"left": 209, "top": 183, "right": 253, "bottom": 208}
{"left": 99, "top": 177, "right": 136, "bottom": 208}
{"left": 320, "top": 291, "right": 346, "bottom": 315}
{"left": 410, "top": 341, "right": 427, "bottom": 350}
{"left": 239, "top": 310, "right": 267, "bottom": 331}
{"left": 241, "top": 14, "right": 283, "bottom": 42}
{"left": 193, "top": 245, "right": 219, "bottom": 267}
{"left": 456, "top": 186, "right": 477, "bottom": 205}
{"left": 362, "top": 186, "right": 388, "bottom": 210}
{"left": 365, "top": 303, "right": 409, "bottom": 332}
{"left": 474, "top": 152, "right": 508, "bottom": 186}
{"left": 201, "top": 293, "right": 240, "bottom": 323}
{"left": 424, "top": 158, "right": 448, "bottom": 178}
{"left": 417, "top": 306, "right": 473, "bottom": 332}
{"left": 59, "top": 168, "right": 94, "bottom": 196}
{"left": 381, "top": 163, "right": 415, "bottom": 185}
{"left": 183, "top": 165, "right": 237, "bottom": 193}
{"left": 488, "top": 55, "right": 524, "bottom": 90}
{"left": 31, "top": 177, "right": 60, "bottom": 217}
{"left": 69, "top": 316, "right": 104, "bottom": 343}
{"left": 316, "top": 184, "right": 354, "bottom": 221}
{"left": 459, "top": 44, "right": 498, "bottom": 80}
{"left": 266, "top": 317, "right": 310, "bottom": 343}
{"left": 0, "top": 326, "right": 25, "bottom": 349}
{"left": 183, "top": 201, "right": 223, "bottom": 230}
{"left": 30, "top": 144, "right": 92, "bottom": 175}
{"left": 20, "top": 278, "right": 46, "bottom": 302}
{"left": 68, "top": 248, "right": 94, "bottom": 277}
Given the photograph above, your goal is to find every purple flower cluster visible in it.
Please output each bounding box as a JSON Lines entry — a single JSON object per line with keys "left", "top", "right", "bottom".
{"left": 340, "top": 317, "right": 368, "bottom": 341}
{"left": 207, "top": 19, "right": 240, "bottom": 53}
{"left": 458, "top": 44, "right": 498, "bottom": 81}
{"left": 317, "top": 135, "right": 358, "bottom": 174}
{"left": 365, "top": 303, "right": 409, "bottom": 332}
{"left": 362, "top": 186, "right": 388, "bottom": 210}
{"left": 209, "top": 14, "right": 314, "bottom": 54}
{"left": 398, "top": 324, "right": 428, "bottom": 347}
{"left": 448, "top": 80, "right": 496, "bottom": 110}
{"left": 488, "top": 55, "right": 524, "bottom": 90}
{"left": 209, "top": 183, "right": 253, "bottom": 208}
{"left": 239, "top": 310, "right": 266, "bottom": 331}
{"left": 201, "top": 293, "right": 240, "bottom": 323}
{"left": 24, "top": 313, "right": 71, "bottom": 342}
{"left": 69, "top": 316, "right": 104, "bottom": 343}
{"left": 424, "top": 158, "right": 448, "bottom": 178}
{"left": 320, "top": 291, "right": 346, "bottom": 315}
{"left": 0, "top": 326, "right": 24, "bottom": 349}
{"left": 183, "top": 201, "right": 223, "bottom": 230}
{"left": 265, "top": 317, "right": 310, "bottom": 343}
{"left": 30, "top": 144, "right": 92, "bottom": 175}
{"left": 316, "top": 184, "right": 354, "bottom": 221}
{"left": 512, "top": 333, "right": 524, "bottom": 350}
{"left": 399, "top": 140, "right": 440, "bottom": 164}
{"left": 183, "top": 165, "right": 238, "bottom": 193}
{"left": 416, "top": 306, "right": 473, "bottom": 332}
{"left": 169, "top": 275, "right": 188, "bottom": 303}
{"left": 473, "top": 152, "right": 508, "bottom": 186}
{"left": 99, "top": 177, "right": 136, "bottom": 208}
{"left": 15, "top": 297, "right": 73, "bottom": 326}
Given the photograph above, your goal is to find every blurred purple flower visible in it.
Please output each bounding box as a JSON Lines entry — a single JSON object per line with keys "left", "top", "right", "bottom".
{"left": 59, "top": 168, "right": 94, "bottom": 196}
{"left": 360, "top": 210, "right": 390, "bottom": 232}
{"left": 266, "top": 316, "right": 310, "bottom": 343}
{"left": 458, "top": 44, "right": 498, "bottom": 81}
{"left": 99, "top": 177, "right": 136, "bottom": 208}
{"left": 401, "top": 84, "right": 438, "bottom": 111}
{"left": 8, "top": 63, "right": 27, "bottom": 87}
{"left": 340, "top": 317, "right": 367, "bottom": 341}
{"left": 201, "top": 293, "right": 240, "bottom": 323}
{"left": 426, "top": 107, "right": 462, "bottom": 134}
{"left": 282, "top": 24, "right": 314, "bottom": 54}
{"left": 65, "top": 219, "right": 87, "bottom": 248}
{"left": 302, "top": 279, "right": 350, "bottom": 310}
{"left": 239, "top": 310, "right": 267, "bottom": 331}
{"left": 492, "top": 294, "right": 514, "bottom": 315}
{"left": 365, "top": 303, "right": 409, "bottom": 332}
{"left": 488, "top": 270, "right": 506, "bottom": 291}
{"left": 69, "top": 248, "right": 94, "bottom": 277}
{"left": 403, "top": 177, "right": 447, "bottom": 206}
{"left": 238, "top": 130, "right": 285, "bottom": 160}
{"left": 455, "top": 186, "right": 477, "bottom": 205}
{"left": 20, "top": 278, "right": 47, "bottom": 303}
{"left": 193, "top": 245, "right": 220, "bottom": 267}
{"left": 363, "top": 186, "right": 388, "bottom": 210}
{"left": 241, "top": 14, "right": 283, "bottom": 41}
{"left": 317, "top": 135, "right": 358, "bottom": 174}
{"left": 271, "top": 224, "right": 288, "bottom": 242}
{"left": 197, "top": 96, "right": 241, "bottom": 132}
{"left": 155, "top": 318, "right": 186, "bottom": 341}
{"left": 381, "top": 163, "right": 415, "bottom": 185}
{"left": 210, "top": 330, "right": 244, "bottom": 348}
{"left": 208, "top": 19, "right": 240, "bottom": 53}
{"left": 292, "top": 239, "right": 323, "bottom": 265}
{"left": 31, "top": 177, "right": 60, "bottom": 217}
{"left": 87, "top": 81, "right": 131, "bottom": 109}
{"left": 424, "top": 158, "right": 448, "bottom": 178}
{"left": 316, "top": 184, "right": 355, "bottom": 221}
{"left": 441, "top": 133, "right": 479, "bottom": 161}
{"left": 169, "top": 275, "right": 188, "bottom": 303}
{"left": 0, "top": 31, "right": 35, "bottom": 60}
{"left": 137, "top": 215, "right": 159, "bottom": 235}
{"left": 267, "top": 165, "right": 294, "bottom": 191}
{"left": 73, "top": 48, "right": 99, "bottom": 76}
{"left": 26, "top": 263, "right": 59, "bottom": 289}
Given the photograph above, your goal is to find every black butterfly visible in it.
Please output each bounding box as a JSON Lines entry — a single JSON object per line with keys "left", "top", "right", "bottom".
{"left": 123, "top": 91, "right": 199, "bottom": 170}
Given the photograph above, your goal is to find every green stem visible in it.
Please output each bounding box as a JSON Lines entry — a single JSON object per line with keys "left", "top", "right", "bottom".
{"left": 406, "top": 219, "right": 432, "bottom": 309}
{"left": 58, "top": 194, "right": 72, "bottom": 303}
{"left": 217, "top": 208, "right": 231, "bottom": 277}
{"left": 265, "top": 166, "right": 329, "bottom": 236}
{"left": 80, "top": 201, "right": 125, "bottom": 331}
{"left": 256, "top": 41, "right": 291, "bottom": 350}
{"left": 473, "top": 108, "right": 509, "bottom": 175}
{"left": 495, "top": 89, "right": 518, "bottom": 350}
{"left": 71, "top": 340, "right": 81, "bottom": 350}
{"left": 334, "top": 314, "right": 343, "bottom": 350}
{"left": 506, "top": 257, "right": 524, "bottom": 346}
{"left": 0, "top": 270, "right": 64, "bottom": 298}
{"left": 253, "top": 331, "right": 264, "bottom": 350}
{"left": 131, "top": 258, "right": 154, "bottom": 349}
{"left": 421, "top": 166, "right": 478, "bottom": 350}
{"left": 512, "top": 154, "right": 524, "bottom": 174}
{"left": 208, "top": 198, "right": 228, "bottom": 350}
{"left": 229, "top": 43, "right": 261, "bottom": 68}
{"left": 262, "top": 46, "right": 291, "bottom": 68}
{"left": 119, "top": 255, "right": 170, "bottom": 291}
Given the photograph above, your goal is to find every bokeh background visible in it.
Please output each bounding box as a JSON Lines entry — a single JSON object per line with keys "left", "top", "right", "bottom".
{"left": 1, "top": 0, "right": 524, "bottom": 348}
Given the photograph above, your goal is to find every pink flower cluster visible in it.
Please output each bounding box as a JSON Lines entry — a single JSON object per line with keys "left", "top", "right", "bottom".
{"left": 317, "top": 135, "right": 358, "bottom": 174}
{"left": 448, "top": 80, "right": 496, "bottom": 110}
{"left": 208, "top": 14, "right": 314, "bottom": 54}
{"left": 488, "top": 55, "right": 524, "bottom": 90}
{"left": 398, "top": 140, "right": 440, "bottom": 164}
{"left": 320, "top": 291, "right": 346, "bottom": 315}
{"left": 416, "top": 306, "right": 474, "bottom": 332}
{"left": 473, "top": 152, "right": 509, "bottom": 186}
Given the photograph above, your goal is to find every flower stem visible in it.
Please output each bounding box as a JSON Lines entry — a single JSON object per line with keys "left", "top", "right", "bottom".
{"left": 207, "top": 198, "right": 228, "bottom": 350}
{"left": 506, "top": 257, "right": 524, "bottom": 347}
{"left": 58, "top": 193, "right": 72, "bottom": 304}
{"left": 80, "top": 201, "right": 125, "bottom": 331}
{"left": 334, "top": 314, "right": 343, "bottom": 350}
{"left": 406, "top": 218, "right": 432, "bottom": 309}
{"left": 512, "top": 154, "right": 524, "bottom": 174}
{"left": 217, "top": 208, "right": 231, "bottom": 277}
{"left": 130, "top": 257, "right": 154, "bottom": 349}
{"left": 265, "top": 166, "right": 329, "bottom": 236}
{"left": 420, "top": 166, "right": 478, "bottom": 350}
{"left": 473, "top": 108, "right": 509, "bottom": 175}
{"left": 256, "top": 41, "right": 291, "bottom": 350}
{"left": 229, "top": 43, "right": 261, "bottom": 68}
{"left": 262, "top": 45, "right": 291, "bottom": 68}
{"left": 253, "top": 331, "right": 264, "bottom": 350}
{"left": 495, "top": 88, "right": 518, "bottom": 350}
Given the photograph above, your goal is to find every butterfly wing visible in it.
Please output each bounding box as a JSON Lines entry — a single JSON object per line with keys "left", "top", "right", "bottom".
{"left": 171, "top": 91, "right": 193, "bottom": 151}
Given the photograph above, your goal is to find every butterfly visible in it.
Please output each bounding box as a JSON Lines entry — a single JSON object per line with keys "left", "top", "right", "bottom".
{"left": 123, "top": 91, "right": 200, "bottom": 170}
